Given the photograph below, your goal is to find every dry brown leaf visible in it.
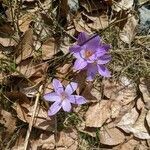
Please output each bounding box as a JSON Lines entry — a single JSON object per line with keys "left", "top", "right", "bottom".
{"left": 0, "top": 37, "right": 17, "bottom": 47}
{"left": 119, "top": 15, "right": 138, "bottom": 44}
{"left": 146, "top": 110, "right": 150, "bottom": 128}
{"left": 0, "top": 24, "right": 14, "bottom": 37}
{"left": 73, "top": 16, "right": 92, "bottom": 34}
{"left": 136, "top": 98, "right": 145, "bottom": 110}
{"left": 15, "top": 29, "right": 34, "bottom": 64}
{"left": 42, "top": 38, "right": 57, "bottom": 60}
{"left": 32, "top": 133, "right": 55, "bottom": 150}
{"left": 99, "top": 123, "right": 125, "bottom": 145}
{"left": 112, "top": 0, "right": 133, "bottom": 12}
{"left": 0, "top": 109, "right": 16, "bottom": 134}
{"left": 56, "top": 130, "right": 78, "bottom": 150}
{"left": 139, "top": 79, "right": 150, "bottom": 106}
{"left": 103, "top": 77, "right": 137, "bottom": 105}
{"left": 82, "top": 12, "right": 109, "bottom": 30}
{"left": 12, "top": 97, "right": 55, "bottom": 131}
{"left": 79, "top": 0, "right": 112, "bottom": 12}
{"left": 19, "top": 13, "right": 34, "bottom": 32}
{"left": 85, "top": 100, "right": 121, "bottom": 127}
{"left": 16, "top": 58, "right": 48, "bottom": 79}
{"left": 113, "top": 138, "right": 139, "bottom": 150}
{"left": 117, "top": 108, "right": 150, "bottom": 139}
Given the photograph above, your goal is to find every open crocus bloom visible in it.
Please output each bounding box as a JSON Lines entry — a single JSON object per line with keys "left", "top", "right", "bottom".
{"left": 69, "top": 32, "right": 111, "bottom": 81}
{"left": 44, "top": 79, "right": 86, "bottom": 116}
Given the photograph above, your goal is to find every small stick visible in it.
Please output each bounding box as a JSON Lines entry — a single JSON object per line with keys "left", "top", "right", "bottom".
{"left": 24, "top": 85, "right": 43, "bottom": 150}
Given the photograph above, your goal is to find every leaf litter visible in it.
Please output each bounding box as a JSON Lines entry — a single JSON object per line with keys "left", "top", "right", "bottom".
{"left": 0, "top": 0, "right": 150, "bottom": 149}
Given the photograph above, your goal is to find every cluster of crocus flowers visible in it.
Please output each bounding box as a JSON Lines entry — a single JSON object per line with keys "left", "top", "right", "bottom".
{"left": 69, "top": 32, "right": 111, "bottom": 81}
{"left": 44, "top": 32, "right": 111, "bottom": 116}
{"left": 44, "top": 79, "right": 86, "bottom": 116}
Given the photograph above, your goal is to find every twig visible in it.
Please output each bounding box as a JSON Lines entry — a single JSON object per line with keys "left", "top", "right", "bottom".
{"left": 24, "top": 85, "right": 43, "bottom": 150}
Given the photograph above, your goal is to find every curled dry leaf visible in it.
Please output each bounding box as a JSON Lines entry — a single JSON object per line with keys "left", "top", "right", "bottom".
{"left": 119, "top": 15, "right": 138, "bottom": 44}
{"left": 0, "top": 37, "right": 17, "bottom": 47}
{"left": 15, "top": 58, "right": 48, "bottom": 81}
{"left": 56, "top": 130, "right": 78, "bottom": 150}
{"left": 42, "top": 38, "right": 57, "bottom": 60}
{"left": 15, "top": 29, "right": 34, "bottom": 64}
{"left": 112, "top": 0, "right": 133, "bottom": 12}
{"left": 117, "top": 108, "right": 150, "bottom": 139}
{"left": 139, "top": 78, "right": 150, "bottom": 104}
{"left": 85, "top": 100, "right": 121, "bottom": 127}
{"left": 146, "top": 110, "right": 150, "bottom": 128}
{"left": 99, "top": 123, "right": 125, "bottom": 145}
{"left": 82, "top": 12, "right": 109, "bottom": 30}
{"left": 32, "top": 133, "right": 55, "bottom": 150}
{"left": 79, "top": 0, "right": 112, "bottom": 12}
{"left": 19, "top": 13, "right": 35, "bottom": 32}
{"left": 103, "top": 77, "right": 137, "bottom": 105}
{"left": 0, "top": 109, "right": 16, "bottom": 134}
{"left": 12, "top": 97, "right": 55, "bottom": 131}
{"left": 113, "top": 138, "right": 139, "bottom": 150}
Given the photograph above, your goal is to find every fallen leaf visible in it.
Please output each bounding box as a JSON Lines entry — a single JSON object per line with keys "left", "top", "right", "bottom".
{"left": 79, "top": 0, "right": 112, "bottom": 12}
{"left": 139, "top": 78, "right": 150, "bottom": 104}
{"left": 99, "top": 123, "right": 125, "bottom": 145}
{"left": 112, "top": 0, "right": 133, "bottom": 12}
{"left": 119, "top": 14, "right": 138, "bottom": 44}
{"left": 42, "top": 38, "right": 57, "bottom": 60}
{"left": 15, "top": 29, "right": 34, "bottom": 64}
{"left": 32, "top": 133, "right": 55, "bottom": 150}
{"left": 146, "top": 110, "right": 150, "bottom": 128}
{"left": 103, "top": 77, "right": 137, "bottom": 105}
{"left": 56, "top": 130, "right": 78, "bottom": 150}
{"left": 19, "top": 13, "right": 35, "bottom": 32}
{"left": 0, "top": 109, "right": 16, "bottom": 134}
{"left": 82, "top": 12, "right": 109, "bottom": 30}
{"left": 0, "top": 37, "right": 17, "bottom": 47}
{"left": 12, "top": 96, "right": 55, "bottom": 131}
{"left": 0, "top": 23, "right": 14, "bottom": 37}
{"left": 113, "top": 138, "right": 139, "bottom": 150}
{"left": 85, "top": 100, "right": 121, "bottom": 127}
{"left": 117, "top": 108, "right": 150, "bottom": 139}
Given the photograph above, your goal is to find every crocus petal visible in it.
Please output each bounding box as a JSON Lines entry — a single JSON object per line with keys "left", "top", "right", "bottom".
{"left": 69, "top": 45, "right": 82, "bottom": 53}
{"left": 73, "top": 59, "right": 87, "bottom": 71}
{"left": 97, "top": 65, "right": 111, "bottom": 77}
{"left": 77, "top": 32, "right": 89, "bottom": 45}
{"left": 97, "top": 55, "right": 111, "bottom": 64}
{"left": 95, "top": 48, "right": 107, "bottom": 57}
{"left": 62, "top": 100, "right": 71, "bottom": 112}
{"left": 85, "top": 35, "right": 100, "bottom": 50}
{"left": 86, "top": 64, "right": 98, "bottom": 81}
{"left": 52, "top": 79, "right": 64, "bottom": 94}
{"left": 48, "top": 102, "right": 62, "bottom": 116}
{"left": 69, "top": 95, "right": 87, "bottom": 104}
{"left": 65, "top": 82, "right": 78, "bottom": 95}
{"left": 100, "top": 43, "right": 111, "bottom": 51}
{"left": 43, "top": 92, "right": 61, "bottom": 102}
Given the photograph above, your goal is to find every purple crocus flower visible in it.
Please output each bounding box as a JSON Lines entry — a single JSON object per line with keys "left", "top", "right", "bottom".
{"left": 44, "top": 79, "right": 86, "bottom": 116}
{"left": 69, "top": 32, "right": 111, "bottom": 81}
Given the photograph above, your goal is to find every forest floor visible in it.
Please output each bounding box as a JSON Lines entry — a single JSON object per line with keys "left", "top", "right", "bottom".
{"left": 0, "top": 0, "right": 150, "bottom": 149}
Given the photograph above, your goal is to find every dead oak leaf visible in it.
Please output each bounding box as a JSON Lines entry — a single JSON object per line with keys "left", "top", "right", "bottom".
{"left": 0, "top": 109, "right": 16, "bottom": 134}
{"left": 56, "top": 130, "right": 78, "bottom": 150}
{"left": 117, "top": 108, "right": 150, "bottom": 139}
{"left": 15, "top": 29, "right": 34, "bottom": 64}
{"left": 99, "top": 123, "right": 125, "bottom": 145}
{"left": 13, "top": 99, "right": 55, "bottom": 131}
{"left": 119, "top": 14, "right": 138, "bottom": 44}
{"left": 103, "top": 77, "right": 137, "bottom": 105}
{"left": 112, "top": 0, "right": 133, "bottom": 12}
{"left": 85, "top": 100, "right": 121, "bottom": 127}
{"left": 42, "top": 38, "right": 57, "bottom": 60}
